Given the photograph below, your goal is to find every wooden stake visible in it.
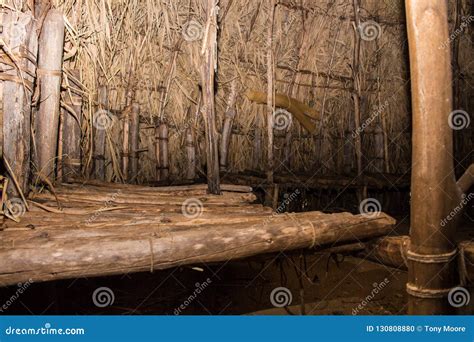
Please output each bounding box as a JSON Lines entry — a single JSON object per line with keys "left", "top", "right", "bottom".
{"left": 129, "top": 103, "right": 140, "bottom": 182}
{"left": 219, "top": 85, "right": 237, "bottom": 172}
{"left": 266, "top": 0, "right": 276, "bottom": 185}
{"left": 93, "top": 85, "right": 108, "bottom": 181}
{"left": 61, "top": 69, "right": 82, "bottom": 181}
{"left": 158, "top": 122, "right": 169, "bottom": 181}
{"left": 1, "top": 10, "right": 38, "bottom": 196}
{"left": 121, "top": 106, "right": 130, "bottom": 181}
{"left": 201, "top": 0, "right": 221, "bottom": 194}
{"left": 186, "top": 128, "right": 196, "bottom": 180}
{"left": 35, "top": 9, "right": 64, "bottom": 181}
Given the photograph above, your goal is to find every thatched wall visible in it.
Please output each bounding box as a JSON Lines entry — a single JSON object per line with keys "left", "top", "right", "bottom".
{"left": 2, "top": 0, "right": 473, "bottom": 184}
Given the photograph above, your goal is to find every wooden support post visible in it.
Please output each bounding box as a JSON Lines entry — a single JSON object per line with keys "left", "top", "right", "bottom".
{"left": 1, "top": 10, "right": 38, "bottom": 196}
{"left": 35, "top": 9, "right": 64, "bottom": 180}
{"left": 219, "top": 104, "right": 236, "bottom": 172}
{"left": 352, "top": 0, "right": 365, "bottom": 200}
{"left": 154, "top": 123, "right": 161, "bottom": 181}
{"left": 93, "top": 85, "right": 107, "bottom": 181}
{"left": 186, "top": 128, "right": 196, "bottom": 180}
{"left": 266, "top": 0, "right": 276, "bottom": 185}
{"left": 61, "top": 70, "right": 82, "bottom": 181}
{"left": 121, "top": 106, "right": 130, "bottom": 182}
{"left": 405, "top": 0, "right": 470, "bottom": 314}
{"left": 201, "top": 0, "right": 221, "bottom": 194}
{"left": 158, "top": 122, "right": 169, "bottom": 181}
{"left": 253, "top": 113, "right": 262, "bottom": 171}
{"left": 129, "top": 103, "right": 140, "bottom": 182}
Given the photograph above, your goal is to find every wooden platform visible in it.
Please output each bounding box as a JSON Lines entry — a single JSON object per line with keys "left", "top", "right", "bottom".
{"left": 0, "top": 182, "right": 396, "bottom": 287}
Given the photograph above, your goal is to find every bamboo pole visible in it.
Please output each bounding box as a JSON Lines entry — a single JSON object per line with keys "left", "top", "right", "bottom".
{"left": 158, "top": 122, "right": 169, "bottom": 181}
{"left": 35, "top": 9, "right": 64, "bottom": 180}
{"left": 121, "top": 106, "right": 130, "bottom": 181}
{"left": 186, "top": 128, "right": 196, "bottom": 180}
{"left": 352, "top": 0, "right": 365, "bottom": 200}
{"left": 93, "top": 85, "right": 108, "bottom": 181}
{"left": 1, "top": 10, "right": 38, "bottom": 196}
{"left": 405, "top": 0, "right": 469, "bottom": 314}
{"left": 201, "top": 0, "right": 221, "bottom": 194}
{"left": 129, "top": 103, "right": 140, "bottom": 182}
{"left": 266, "top": 0, "right": 276, "bottom": 185}
{"left": 61, "top": 70, "right": 82, "bottom": 181}
{"left": 219, "top": 109, "right": 236, "bottom": 172}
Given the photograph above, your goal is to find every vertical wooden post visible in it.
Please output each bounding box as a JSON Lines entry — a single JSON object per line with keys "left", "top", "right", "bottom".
{"left": 61, "top": 70, "right": 82, "bottom": 181}
{"left": 253, "top": 113, "right": 262, "bottom": 171}
{"left": 352, "top": 0, "right": 364, "bottom": 198}
{"left": 374, "top": 126, "right": 384, "bottom": 173}
{"left": 35, "top": 9, "right": 64, "bottom": 180}
{"left": 1, "top": 10, "right": 38, "bottom": 196}
{"left": 219, "top": 86, "right": 236, "bottom": 172}
{"left": 129, "top": 103, "right": 140, "bottom": 182}
{"left": 154, "top": 122, "right": 161, "bottom": 181}
{"left": 93, "top": 85, "right": 107, "bottom": 181}
{"left": 405, "top": 0, "right": 462, "bottom": 314}
{"left": 121, "top": 106, "right": 130, "bottom": 182}
{"left": 266, "top": 0, "right": 276, "bottom": 185}
{"left": 185, "top": 128, "right": 196, "bottom": 180}
{"left": 158, "top": 122, "right": 169, "bottom": 181}
{"left": 201, "top": 0, "right": 221, "bottom": 194}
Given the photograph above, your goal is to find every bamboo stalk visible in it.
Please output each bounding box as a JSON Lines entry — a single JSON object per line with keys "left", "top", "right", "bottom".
{"left": 129, "top": 103, "right": 140, "bottom": 182}
{"left": 35, "top": 9, "right": 64, "bottom": 181}
{"left": 61, "top": 69, "right": 82, "bottom": 181}
{"left": 201, "top": 0, "right": 221, "bottom": 194}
